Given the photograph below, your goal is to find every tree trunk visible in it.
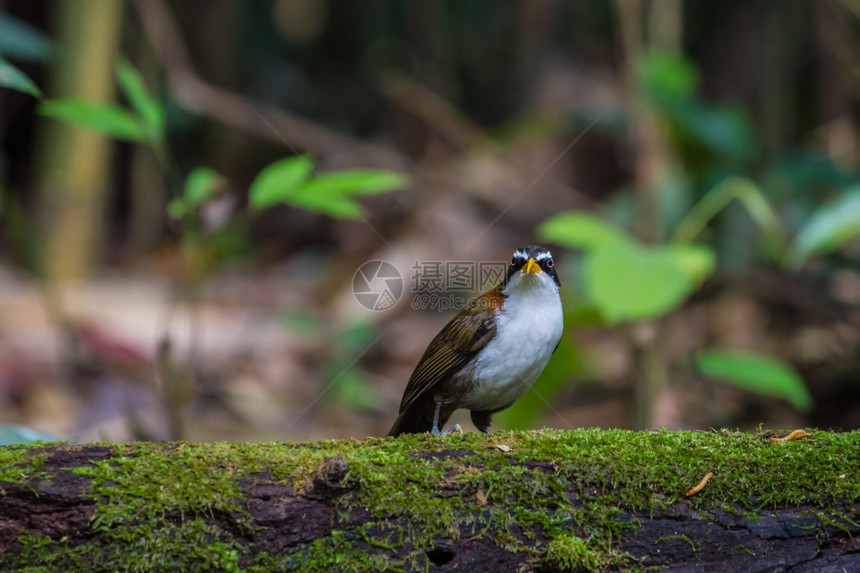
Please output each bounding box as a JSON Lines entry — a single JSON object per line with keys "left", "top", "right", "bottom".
{"left": 0, "top": 429, "right": 858, "bottom": 571}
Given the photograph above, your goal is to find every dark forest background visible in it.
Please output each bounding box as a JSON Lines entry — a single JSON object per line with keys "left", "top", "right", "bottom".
{"left": 1, "top": 0, "right": 859, "bottom": 443}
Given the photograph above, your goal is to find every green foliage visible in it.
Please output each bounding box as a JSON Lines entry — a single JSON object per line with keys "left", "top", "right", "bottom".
{"left": 788, "top": 187, "right": 860, "bottom": 269}
{"left": 248, "top": 155, "right": 314, "bottom": 210}
{"left": 0, "top": 424, "right": 65, "bottom": 445}
{"left": 0, "top": 10, "right": 53, "bottom": 62}
{"left": 115, "top": 58, "right": 164, "bottom": 139}
{"left": 279, "top": 310, "right": 326, "bottom": 340}
{"left": 539, "top": 211, "right": 715, "bottom": 324}
{"left": 0, "top": 55, "right": 40, "bottom": 97}
{"left": 537, "top": 211, "right": 629, "bottom": 250}
{"left": 671, "top": 175, "right": 860, "bottom": 272}
{"left": 637, "top": 51, "right": 754, "bottom": 166}
{"left": 38, "top": 60, "right": 164, "bottom": 147}
{"left": 583, "top": 241, "right": 714, "bottom": 324}
{"left": 538, "top": 192, "right": 814, "bottom": 410}
{"left": 673, "top": 177, "right": 786, "bottom": 261}
{"left": 637, "top": 52, "right": 860, "bottom": 274}
{"left": 636, "top": 51, "right": 698, "bottom": 105}
{"left": 168, "top": 167, "right": 223, "bottom": 219}
{"left": 667, "top": 242, "right": 718, "bottom": 281}
{"left": 301, "top": 170, "right": 408, "bottom": 196}
{"left": 40, "top": 99, "right": 148, "bottom": 141}
{"left": 328, "top": 320, "right": 383, "bottom": 411}
{"left": 248, "top": 155, "right": 408, "bottom": 219}
{"left": 33, "top": 57, "right": 409, "bottom": 431}
{"left": 695, "top": 351, "right": 813, "bottom": 412}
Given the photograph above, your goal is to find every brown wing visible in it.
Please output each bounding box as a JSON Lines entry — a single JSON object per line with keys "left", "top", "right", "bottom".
{"left": 398, "top": 303, "right": 498, "bottom": 414}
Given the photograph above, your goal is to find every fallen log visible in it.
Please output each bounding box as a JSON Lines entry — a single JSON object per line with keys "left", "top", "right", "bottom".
{"left": 1, "top": 429, "right": 858, "bottom": 571}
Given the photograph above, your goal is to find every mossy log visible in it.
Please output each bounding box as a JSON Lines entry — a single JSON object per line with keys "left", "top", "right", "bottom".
{"left": 1, "top": 429, "right": 858, "bottom": 571}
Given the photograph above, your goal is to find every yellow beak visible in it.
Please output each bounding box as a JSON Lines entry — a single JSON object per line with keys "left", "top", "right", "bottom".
{"left": 522, "top": 258, "right": 541, "bottom": 274}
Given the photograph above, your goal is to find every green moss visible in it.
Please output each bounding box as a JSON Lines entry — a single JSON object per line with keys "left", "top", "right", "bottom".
{"left": 2, "top": 428, "right": 859, "bottom": 572}
{"left": 545, "top": 534, "right": 600, "bottom": 571}
{"left": 4, "top": 531, "right": 86, "bottom": 570}
{"left": 74, "top": 442, "right": 248, "bottom": 527}
{"left": 289, "top": 529, "right": 401, "bottom": 572}
{"left": 0, "top": 442, "right": 54, "bottom": 485}
{"left": 5, "top": 521, "right": 282, "bottom": 573}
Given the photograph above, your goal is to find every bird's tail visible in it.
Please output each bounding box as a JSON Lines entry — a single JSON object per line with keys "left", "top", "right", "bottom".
{"left": 387, "top": 401, "right": 437, "bottom": 437}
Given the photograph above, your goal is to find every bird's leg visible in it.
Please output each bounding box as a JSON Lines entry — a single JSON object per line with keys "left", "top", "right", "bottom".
{"left": 470, "top": 410, "right": 493, "bottom": 434}
{"left": 430, "top": 401, "right": 461, "bottom": 435}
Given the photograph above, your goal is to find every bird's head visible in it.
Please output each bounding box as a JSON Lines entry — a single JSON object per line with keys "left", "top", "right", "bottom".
{"left": 501, "top": 246, "right": 560, "bottom": 295}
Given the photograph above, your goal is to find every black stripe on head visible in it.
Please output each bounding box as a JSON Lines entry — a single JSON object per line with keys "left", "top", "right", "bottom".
{"left": 503, "top": 245, "right": 561, "bottom": 288}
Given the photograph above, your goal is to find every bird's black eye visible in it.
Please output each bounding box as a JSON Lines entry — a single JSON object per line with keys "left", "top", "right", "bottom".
{"left": 511, "top": 257, "right": 517, "bottom": 265}
{"left": 546, "top": 259, "right": 554, "bottom": 269}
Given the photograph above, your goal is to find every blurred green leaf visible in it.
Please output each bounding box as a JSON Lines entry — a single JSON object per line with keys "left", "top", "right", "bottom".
{"left": 638, "top": 51, "right": 754, "bottom": 165}
{"left": 40, "top": 99, "right": 147, "bottom": 141}
{"left": 116, "top": 58, "right": 164, "bottom": 137}
{"left": 789, "top": 187, "right": 860, "bottom": 269}
{"left": 695, "top": 350, "right": 813, "bottom": 412}
{"left": 674, "top": 104, "right": 754, "bottom": 161}
{"left": 0, "top": 12, "right": 53, "bottom": 62}
{"left": 537, "top": 211, "right": 631, "bottom": 251}
{"left": 248, "top": 155, "right": 314, "bottom": 210}
{"left": 280, "top": 311, "right": 325, "bottom": 340}
{"left": 0, "top": 424, "right": 65, "bottom": 445}
{"left": 764, "top": 153, "right": 857, "bottom": 201}
{"left": 733, "top": 179, "right": 787, "bottom": 258}
{"left": 674, "top": 177, "right": 786, "bottom": 261}
{"left": 249, "top": 158, "right": 405, "bottom": 219}
{"left": 636, "top": 50, "right": 697, "bottom": 105}
{"left": 336, "top": 320, "right": 376, "bottom": 358}
{"left": 664, "top": 243, "right": 716, "bottom": 284}
{"left": 287, "top": 186, "right": 364, "bottom": 219}
{"left": 584, "top": 242, "right": 698, "bottom": 324}
{"left": 0, "top": 55, "right": 40, "bottom": 97}
{"left": 330, "top": 370, "right": 383, "bottom": 412}
{"left": 328, "top": 320, "right": 381, "bottom": 411}
{"left": 184, "top": 167, "right": 221, "bottom": 207}
{"left": 167, "top": 198, "right": 187, "bottom": 220}
{"left": 301, "top": 170, "right": 408, "bottom": 196}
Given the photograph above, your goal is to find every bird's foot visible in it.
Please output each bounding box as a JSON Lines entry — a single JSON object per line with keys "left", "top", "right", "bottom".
{"left": 431, "top": 424, "right": 462, "bottom": 436}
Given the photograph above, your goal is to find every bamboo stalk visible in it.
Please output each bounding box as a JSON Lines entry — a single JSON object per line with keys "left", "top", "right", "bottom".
{"left": 37, "top": 0, "right": 124, "bottom": 285}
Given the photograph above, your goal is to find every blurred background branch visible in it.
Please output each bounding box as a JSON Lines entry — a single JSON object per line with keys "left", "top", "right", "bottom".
{"left": 131, "top": 0, "right": 406, "bottom": 170}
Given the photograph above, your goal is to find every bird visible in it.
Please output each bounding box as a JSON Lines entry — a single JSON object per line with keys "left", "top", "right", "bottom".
{"left": 388, "top": 246, "right": 564, "bottom": 437}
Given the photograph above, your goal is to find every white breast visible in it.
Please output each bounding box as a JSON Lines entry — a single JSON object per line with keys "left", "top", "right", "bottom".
{"left": 459, "top": 278, "right": 563, "bottom": 412}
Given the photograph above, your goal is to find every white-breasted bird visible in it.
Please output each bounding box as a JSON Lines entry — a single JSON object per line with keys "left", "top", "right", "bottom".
{"left": 388, "top": 246, "right": 564, "bottom": 436}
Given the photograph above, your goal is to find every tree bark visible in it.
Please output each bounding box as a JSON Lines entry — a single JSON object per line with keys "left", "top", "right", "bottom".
{"left": 0, "top": 430, "right": 858, "bottom": 571}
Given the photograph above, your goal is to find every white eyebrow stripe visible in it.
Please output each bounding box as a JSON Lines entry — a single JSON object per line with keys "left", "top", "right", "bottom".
{"left": 512, "top": 249, "right": 552, "bottom": 262}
